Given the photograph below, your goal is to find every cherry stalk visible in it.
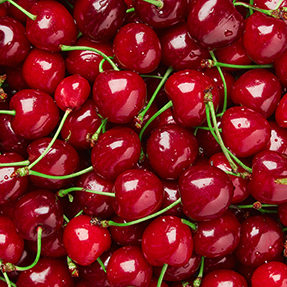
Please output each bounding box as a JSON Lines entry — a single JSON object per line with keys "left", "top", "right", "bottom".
{"left": 193, "top": 257, "right": 204, "bottom": 287}
{"left": 0, "top": 0, "right": 36, "bottom": 20}
{"left": 58, "top": 187, "right": 115, "bottom": 198}
{"left": 157, "top": 264, "right": 168, "bottom": 287}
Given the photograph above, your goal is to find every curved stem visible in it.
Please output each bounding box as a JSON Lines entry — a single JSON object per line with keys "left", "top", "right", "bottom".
{"left": 3, "top": 0, "right": 37, "bottom": 20}
{"left": 0, "top": 110, "right": 16, "bottom": 116}
{"left": 181, "top": 219, "right": 197, "bottom": 231}
{"left": 1, "top": 272, "right": 12, "bottom": 287}
{"left": 224, "top": 170, "right": 242, "bottom": 177}
{"left": 99, "top": 58, "right": 106, "bottom": 73}
{"left": 141, "top": 0, "right": 164, "bottom": 8}
{"left": 157, "top": 264, "right": 168, "bottom": 287}
{"left": 140, "top": 74, "right": 164, "bottom": 79}
{"left": 214, "top": 61, "right": 273, "bottom": 69}
{"left": 0, "top": 160, "right": 30, "bottom": 167}
{"left": 193, "top": 257, "right": 204, "bottom": 287}
{"left": 126, "top": 7, "right": 135, "bottom": 13}
{"left": 90, "top": 118, "right": 107, "bottom": 146}
{"left": 234, "top": 2, "right": 272, "bottom": 15}
{"left": 249, "top": 0, "right": 254, "bottom": 15}
{"left": 58, "top": 187, "right": 115, "bottom": 198}
{"left": 194, "top": 126, "right": 222, "bottom": 132}
{"left": 97, "top": 257, "right": 106, "bottom": 273}
{"left": 60, "top": 45, "right": 119, "bottom": 71}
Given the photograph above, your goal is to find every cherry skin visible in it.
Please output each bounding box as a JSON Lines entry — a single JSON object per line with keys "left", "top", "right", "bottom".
{"left": 146, "top": 124, "right": 198, "bottom": 180}
{"left": 160, "top": 23, "right": 209, "bottom": 71}
{"left": 113, "top": 23, "right": 161, "bottom": 74}
{"left": 279, "top": 203, "right": 287, "bottom": 226}
{"left": 73, "top": 0, "right": 126, "bottom": 41}
{"left": 142, "top": 215, "right": 193, "bottom": 267}
{"left": 63, "top": 215, "right": 111, "bottom": 266}
{"left": 17, "top": 258, "right": 74, "bottom": 287}
{"left": 221, "top": 106, "right": 271, "bottom": 158}
{"left": 243, "top": 12, "right": 287, "bottom": 64}
{"left": 0, "top": 216, "right": 24, "bottom": 264}
{"left": 26, "top": 0, "right": 77, "bottom": 52}
{"left": 204, "top": 254, "right": 236, "bottom": 273}
{"left": 236, "top": 215, "right": 284, "bottom": 267}
{"left": 201, "top": 269, "right": 248, "bottom": 287}
{"left": 165, "top": 69, "right": 220, "bottom": 128}
{"left": 113, "top": 169, "right": 163, "bottom": 220}
{"left": 187, "top": 0, "right": 244, "bottom": 49}
{"left": 22, "top": 49, "right": 66, "bottom": 94}
{"left": 275, "top": 50, "right": 287, "bottom": 87}
{"left": 0, "top": 153, "right": 28, "bottom": 204}
{"left": 107, "top": 246, "right": 153, "bottom": 287}
{"left": 231, "top": 69, "right": 282, "bottom": 118}
{"left": 91, "top": 127, "right": 141, "bottom": 181}
{"left": 13, "top": 190, "right": 63, "bottom": 241}
{"left": 93, "top": 70, "right": 146, "bottom": 124}
{"left": 0, "top": 17, "right": 30, "bottom": 67}
{"left": 254, "top": 0, "right": 287, "bottom": 9}
{"left": 179, "top": 165, "right": 233, "bottom": 221}
{"left": 5, "top": 66, "right": 28, "bottom": 92}
{"left": 275, "top": 93, "right": 287, "bottom": 128}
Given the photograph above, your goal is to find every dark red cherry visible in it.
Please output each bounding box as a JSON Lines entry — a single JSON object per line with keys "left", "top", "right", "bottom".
{"left": 148, "top": 278, "right": 168, "bottom": 287}
{"left": 91, "top": 127, "right": 141, "bottom": 181}
{"left": 113, "top": 23, "right": 161, "bottom": 74}
{"left": 201, "top": 270, "right": 248, "bottom": 287}
{"left": 27, "top": 138, "right": 79, "bottom": 189}
{"left": 276, "top": 93, "right": 287, "bottom": 128}
{"left": 0, "top": 17, "right": 30, "bottom": 67}
{"left": 179, "top": 165, "right": 233, "bottom": 221}
{"left": 73, "top": 0, "right": 126, "bottom": 41}
{"left": 236, "top": 215, "right": 284, "bottom": 267}
{"left": 221, "top": 106, "right": 271, "bottom": 158}
{"left": 93, "top": 70, "right": 146, "bottom": 124}
{"left": 161, "top": 181, "right": 182, "bottom": 217}
{"left": 204, "top": 254, "right": 236, "bottom": 273}
{"left": 187, "top": 0, "right": 244, "bottom": 49}
{"left": 22, "top": 49, "right": 65, "bottom": 94}
{"left": 76, "top": 171, "right": 114, "bottom": 218}
{"left": 279, "top": 203, "right": 287, "bottom": 226}
{"left": 165, "top": 69, "right": 220, "bottom": 128}
{"left": 249, "top": 150, "right": 287, "bottom": 204}
{"left": 133, "top": 0, "right": 186, "bottom": 29}
{"left": 160, "top": 23, "right": 209, "bottom": 71}
{"left": 107, "top": 246, "right": 153, "bottom": 287}
{"left": 146, "top": 124, "right": 198, "bottom": 180}
{"left": 0, "top": 216, "right": 24, "bottom": 264}
{"left": 267, "top": 122, "right": 287, "bottom": 155}
{"left": 231, "top": 69, "right": 282, "bottom": 118}
{"left": 275, "top": 50, "right": 287, "bottom": 87}
{"left": 63, "top": 215, "right": 111, "bottom": 266}
{"left": 5, "top": 66, "right": 28, "bottom": 92}
{"left": 252, "top": 261, "right": 287, "bottom": 287}
{"left": 0, "top": 3, "right": 7, "bottom": 17}
{"left": 17, "top": 258, "right": 74, "bottom": 287}
{"left": 65, "top": 37, "right": 113, "bottom": 83}
{"left": 142, "top": 215, "right": 193, "bottom": 267}
{"left": 0, "top": 153, "right": 28, "bottom": 204}
{"left": 26, "top": 0, "right": 77, "bottom": 51}
{"left": 8, "top": 0, "right": 37, "bottom": 22}
{"left": 243, "top": 12, "right": 287, "bottom": 64}
{"left": 113, "top": 169, "right": 163, "bottom": 220}
{"left": 193, "top": 211, "right": 241, "bottom": 258}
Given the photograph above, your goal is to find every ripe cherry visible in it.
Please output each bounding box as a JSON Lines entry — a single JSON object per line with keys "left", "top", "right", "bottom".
{"left": 275, "top": 49, "right": 287, "bottom": 87}
{"left": 275, "top": 93, "right": 287, "bottom": 128}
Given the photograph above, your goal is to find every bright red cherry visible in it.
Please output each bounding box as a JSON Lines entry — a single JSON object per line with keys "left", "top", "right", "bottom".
{"left": 275, "top": 93, "right": 287, "bottom": 128}
{"left": 63, "top": 215, "right": 111, "bottom": 266}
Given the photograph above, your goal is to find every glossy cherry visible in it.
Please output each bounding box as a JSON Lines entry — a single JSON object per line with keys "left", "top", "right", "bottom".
{"left": 276, "top": 93, "right": 287, "bottom": 128}
{"left": 63, "top": 215, "right": 111, "bottom": 266}
{"left": 275, "top": 50, "right": 287, "bottom": 87}
{"left": 253, "top": 0, "right": 287, "bottom": 9}
{"left": 142, "top": 215, "right": 193, "bottom": 267}
{"left": 179, "top": 165, "right": 233, "bottom": 221}
{"left": 267, "top": 121, "right": 287, "bottom": 155}
{"left": 204, "top": 254, "right": 236, "bottom": 273}
{"left": 107, "top": 246, "right": 153, "bottom": 287}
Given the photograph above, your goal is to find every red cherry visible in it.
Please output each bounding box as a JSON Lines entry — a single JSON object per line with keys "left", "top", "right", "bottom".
{"left": 5, "top": 66, "right": 28, "bottom": 92}
{"left": 278, "top": 202, "right": 287, "bottom": 226}
{"left": 275, "top": 49, "right": 287, "bottom": 87}
{"left": 275, "top": 93, "right": 287, "bottom": 128}
{"left": 254, "top": 0, "right": 287, "bottom": 9}
{"left": 204, "top": 254, "right": 236, "bottom": 273}
{"left": 63, "top": 215, "right": 111, "bottom": 266}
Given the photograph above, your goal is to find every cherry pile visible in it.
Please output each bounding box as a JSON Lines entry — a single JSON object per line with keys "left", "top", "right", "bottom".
{"left": 0, "top": 0, "right": 287, "bottom": 286}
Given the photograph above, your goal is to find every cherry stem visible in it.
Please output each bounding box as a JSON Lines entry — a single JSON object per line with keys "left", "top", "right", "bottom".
{"left": 126, "top": 7, "right": 135, "bottom": 13}
{"left": 193, "top": 257, "right": 204, "bottom": 287}
{"left": 63, "top": 214, "right": 70, "bottom": 223}
{"left": 58, "top": 187, "right": 115, "bottom": 198}
{"left": 0, "top": 110, "right": 16, "bottom": 116}
{"left": 0, "top": 75, "right": 6, "bottom": 87}
{"left": 157, "top": 264, "right": 168, "bottom": 287}
{"left": 136, "top": 66, "right": 173, "bottom": 128}
{"left": 194, "top": 126, "right": 222, "bottom": 132}
{"left": 60, "top": 45, "right": 119, "bottom": 71}
{"left": 139, "top": 100, "right": 173, "bottom": 140}
{"left": 97, "top": 257, "right": 106, "bottom": 273}
{"left": 90, "top": 118, "right": 107, "bottom": 146}
{"left": 140, "top": 74, "right": 164, "bottom": 79}
{"left": 275, "top": 178, "right": 287, "bottom": 185}
{"left": 0, "top": 160, "right": 30, "bottom": 167}
{"left": 1, "top": 272, "right": 12, "bottom": 287}
{"left": 67, "top": 256, "right": 79, "bottom": 277}
{"left": 249, "top": 0, "right": 254, "bottom": 15}
{"left": 102, "top": 198, "right": 182, "bottom": 228}
{"left": 99, "top": 57, "right": 114, "bottom": 73}
{"left": 224, "top": 170, "right": 242, "bottom": 177}
{"left": 0, "top": 89, "right": 7, "bottom": 102}
{"left": 230, "top": 202, "right": 278, "bottom": 213}
{"left": 1, "top": 0, "right": 37, "bottom": 20}
{"left": 181, "top": 219, "right": 197, "bottom": 231}
{"left": 141, "top": 0, "right": 164, "bottom": 8}
{"left": 283, "top": 227, "right": 287, "bottom": 232}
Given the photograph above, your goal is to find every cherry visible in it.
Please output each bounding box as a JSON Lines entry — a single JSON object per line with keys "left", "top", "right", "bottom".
{"left": 204, "top": 254, "right": 236, "bottom": 273}
{"left": 251, "top": 261, "right": 287, "bottom": 287}
{"left": 0, "top": 153, "right": 28, "bottom": 204}
{"left": 107, "top": 246, "right": 153, "bottom": 287}
{"left": 17, "top": 258, "right": 74, "bottom": 287}
{"left": 142, "top": 215, "right": 193, "bottom": 267}
{"left": 13, "top": 189, "right": 63, "bottom": 241}
{"left": 243, "top": 12, "right": 287, "bottom": 64}
{"left": 91, "top": 127, "right": 141, "bottom": 181}
{"left": 26, "top": 0, "right": 77, "bottom": 51}
{"left": 92, "top": 70, "right": 146, "bottom": 124}
{"left": 275, "top": 49, "right": 287, "bottom": 87}
{"left": 8, "top": 0, "right": 37, "bottom": 23}
{"left": 146, "top": 124, "right": 198, "bottom": 180}
{"left": 133, "top": 0, "right": 186, "bottom": 29}
{"left": 22, "top": 49, "right": 66, "bottom": 94}
{"left": 275, "top": 93, "right": 287, "bottom": 128}
{"left": 113, "top": 23, "right": 161, "bottom": 74}
{"left": 113, "top": 169, "right": 163, "bottom": 220}
{"left": 254, "top": 0, "right": 287, "bottom": 9}
{"left": 165, "top": 69, "right": 220, "bottom": 128}
{"left": 201, "top": 269, "right": 248, "bottom": 287}
{"left": 5, "top": 66, "right": 28, "bottom": 92}
{"left": 231, "top": 69, "right": 282, "bottom": 118}
{"left": 187, "top": 0, "right": 244, "bottom": 49}
{"left": 278, "top": 202, "right": 287, "bottom": 226}
{"left": 73, "top": 0, "right": 126, "bottom": 41}
{"left": 160, "top": 23, "right": 209, "bottom": 71}
{"left": 267, "top": 122, "right": 287, "bottom": 155}
{"left": 63, "top": 215, "right": 111, "bottom": 266}
{"left": 221, "top": 106, "right": 271, "bottom": 158}
{"left": 0, "top": 16, "right": 30, "bottom": 67}
{"left": 236, "top": 215, "right": 284, "bottom": 267}
{"left": 179, "top": 165, "right": 233, "bottom": 221}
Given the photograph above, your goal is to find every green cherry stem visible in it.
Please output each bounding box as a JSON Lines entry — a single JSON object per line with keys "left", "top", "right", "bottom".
{"left": 97, "top": 257, "right": 107, "bottom": 273}
{"left": 275, "top": 178, "right": 287, "bottom": 184}
{"left": 58, "top": 187, "right": 115, "bottom": 198}
{"left": 249, "top": 0, "right": 254, "bottom": 15}
{"left": 90, "top": 118, "right": 108, "bottom": 146}
{"left": 0, "top": 160, "right": 30, "bottom": 167}
{"left": 0, "top": 110, "right": 16, "bottom": 116}
{"left": 157, "top": 264, "right": 168, "bottom": 287}
{"left": 193, "top": 257, "right": 204, "bottom": 287}
{"left": 98, "top": 56, "right": 114, "bottom": 73}
{"left": 141, "top": 0, "right": 164, "bottom": 8}
{"left": 0, "top": 0, "right": 37, "bottom": 20}
{"left": 140, "top": 74, "right": 164, "bottom": 79}
{"left": 126, "top": 7, "right": 135, "bottom": 13}
{"left": 60, "top": 45, "right": 120, "bottom": 71}
{"left": 63, "top": 214, "right": 70, "bottom": 223}
{"left": 67, "top": 256, "right": 79, "bottom": 277}
{"left": 1, "top": 272, "right": 12, "bottom": 287}
{"left": 181, "top": 219, "right": 197, "bottom": 231}
{"left": 194, "top": 126, "right": 223, "bottom": 132}
{"left": 0, "top": 75, "right": 6, "bottom": 87}
{"left": 283, "top": 227, "right": 287, "bottom": 232}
